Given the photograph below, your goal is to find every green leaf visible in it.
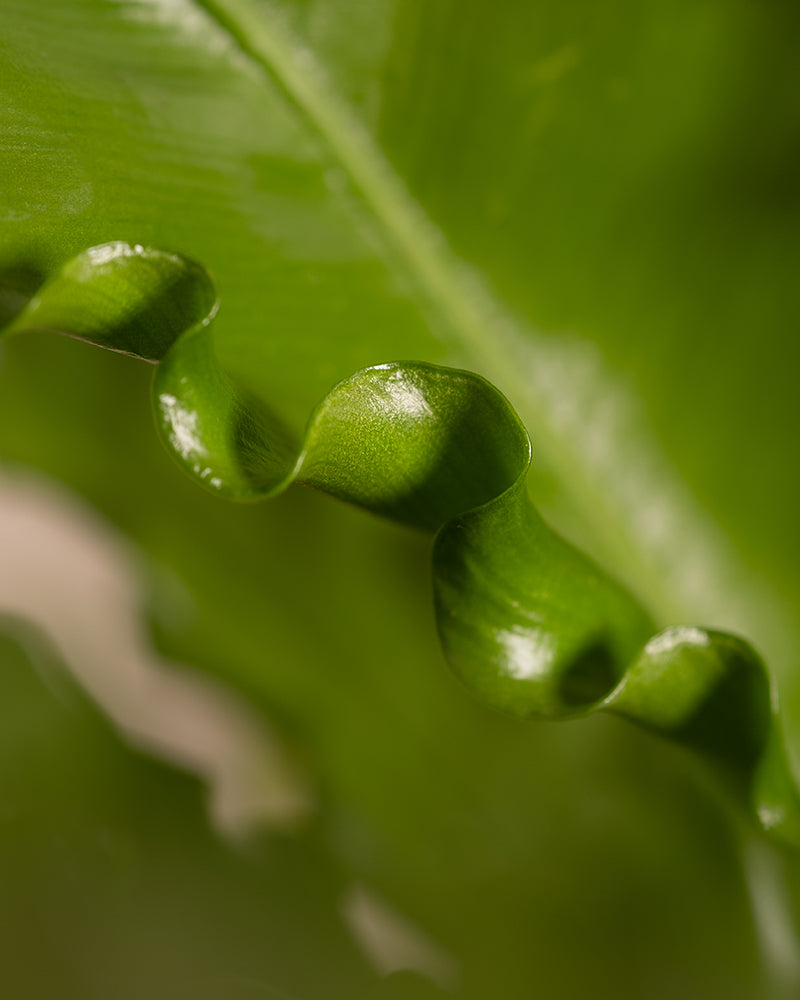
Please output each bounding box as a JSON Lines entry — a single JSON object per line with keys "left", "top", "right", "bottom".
{"left": 2, "top": 0, "right": 800, "bottom": 995}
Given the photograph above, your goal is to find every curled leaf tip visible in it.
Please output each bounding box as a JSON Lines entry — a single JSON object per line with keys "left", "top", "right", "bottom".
{"left": 5, "top": 241, "right": 218, "bottom": 363}
{"left": 5, "top": 241, "right": 799, "bottom": 845}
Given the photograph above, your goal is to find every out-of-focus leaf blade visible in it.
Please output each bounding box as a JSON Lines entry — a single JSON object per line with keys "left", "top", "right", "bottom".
{"left": 0, "top": 627, "right": 390, "bottom": 1000}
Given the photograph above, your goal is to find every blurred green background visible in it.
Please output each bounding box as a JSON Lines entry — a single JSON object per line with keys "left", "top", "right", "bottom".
{"left": 1, "top": 0, "right": 799, "bottom": 996}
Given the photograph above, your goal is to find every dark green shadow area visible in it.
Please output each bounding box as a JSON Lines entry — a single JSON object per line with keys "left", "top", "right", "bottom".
{"left": 0, "top": 259, "right": 47, "bottom": 328}
{"left": 557, "top": 638, "right": 618, "bottom": 710}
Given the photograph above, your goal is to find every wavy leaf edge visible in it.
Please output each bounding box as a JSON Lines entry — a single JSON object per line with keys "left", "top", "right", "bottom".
{"left": 4, "top": 240, "right": 800, "bottom": 846}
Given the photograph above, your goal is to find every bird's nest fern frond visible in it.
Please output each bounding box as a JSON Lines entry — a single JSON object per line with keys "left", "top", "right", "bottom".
{"left": 5, "top": 241, "right": 799, "bottom": 845}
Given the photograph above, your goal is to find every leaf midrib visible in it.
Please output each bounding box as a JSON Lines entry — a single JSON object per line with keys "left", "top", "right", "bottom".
{"left": 195, "top": 0, "right": 512, "bottom": 363}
